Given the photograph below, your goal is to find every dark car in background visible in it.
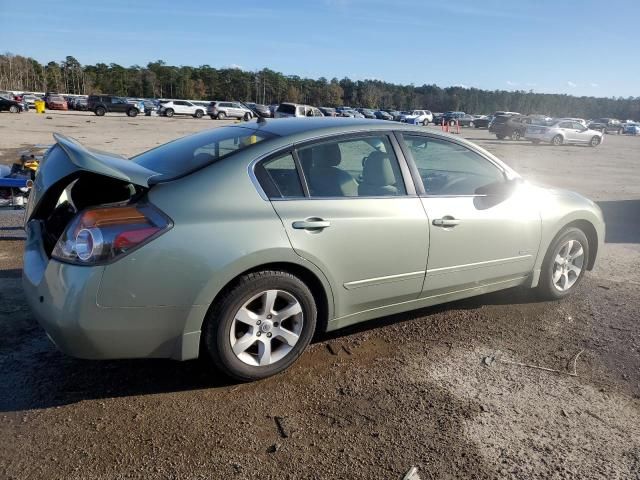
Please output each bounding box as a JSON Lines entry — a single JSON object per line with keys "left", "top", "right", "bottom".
{"left": 473, "top": 115, "right": 492, "bottom": 128}
{"left": 587, "top": 118, "right": 623, "bottom": 134}
{"left": 490, "top": 115, "right": 546, "bottom": 140}
{"left": 0, "top": 95, "right": 23, "bottom": 113}
{"left": 245, "top": 102, "right": 272, "bottom": 118}
{"left": 432, "top": 112, "right": 444, "bottom": 125}
{"left": 319, "top": 107, "right": 337, "bottom": 117}
{"left": 442, "top": 111, "right": 466, "bottom": 126}
{"left": 357, "top": 108, "right": 377, "bottom": 119}
{"left": 88, "top": 95, "right": 140, "bottom": 117}
{"left": 374, "top": 110, "right": 393, "bottom": 120}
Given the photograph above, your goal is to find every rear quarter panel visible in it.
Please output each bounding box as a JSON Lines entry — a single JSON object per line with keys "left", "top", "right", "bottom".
{"left": 97, "top": 149, "right": 334, "bottom": 331}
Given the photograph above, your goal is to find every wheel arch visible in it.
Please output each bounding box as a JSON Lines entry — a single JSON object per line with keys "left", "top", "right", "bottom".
{"left": 196, "top": 261, "right": 333, "bottom": 356}
{"left": 562, "top": 219, "right": 599, "bottom": 271}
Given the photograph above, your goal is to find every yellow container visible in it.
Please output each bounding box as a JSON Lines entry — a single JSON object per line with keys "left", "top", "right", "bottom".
{"left": 34, "top": 100, "right": 45, "bottom": 114}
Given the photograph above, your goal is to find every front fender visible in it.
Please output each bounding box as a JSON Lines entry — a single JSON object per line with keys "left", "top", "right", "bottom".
{"left": 529, "top": 185, "right": 605, "bottom": 286}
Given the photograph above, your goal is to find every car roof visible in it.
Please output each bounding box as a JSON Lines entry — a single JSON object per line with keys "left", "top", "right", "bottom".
{"left": 242, "top": 117, "right": 468, "bottom": 141}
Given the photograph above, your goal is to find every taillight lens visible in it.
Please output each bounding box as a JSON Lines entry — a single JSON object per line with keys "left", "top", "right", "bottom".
{"left": 52, "top": 204, "right": 171, "bottom": 265}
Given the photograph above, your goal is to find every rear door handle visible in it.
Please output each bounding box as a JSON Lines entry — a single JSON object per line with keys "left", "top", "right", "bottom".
{"left": 292, "top": 218, "right": 331, "bottom": 230}
{"left": 432, "top": 217, "right": 460, "bottom": 227}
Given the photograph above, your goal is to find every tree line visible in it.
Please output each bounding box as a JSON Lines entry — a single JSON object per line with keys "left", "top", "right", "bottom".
{"left": 1, "top": 53, "right": 638, "bottom": 119}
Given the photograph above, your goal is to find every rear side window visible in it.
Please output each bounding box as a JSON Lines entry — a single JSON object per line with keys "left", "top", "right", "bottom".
{"left": 401, "top": 135, "right": 504, "bottom": 196}
{"left": 298, "top": 135, "right": 406, "bottom": 198}
{"left": 261, "top": 153, "right": 303, "bottom": 198}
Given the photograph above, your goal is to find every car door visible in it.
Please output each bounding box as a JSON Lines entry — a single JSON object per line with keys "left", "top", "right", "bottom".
{"left": 557, "top": 121, "right": 577, "bottom": 142}
{"left": 263, "top": 133, "right": 429, "bottom": 319}
{"left": 398, "top": 133, "right": 541, "bottom": 297}
{"left": 571, "top": 122, "right": 589, "bottom": 143}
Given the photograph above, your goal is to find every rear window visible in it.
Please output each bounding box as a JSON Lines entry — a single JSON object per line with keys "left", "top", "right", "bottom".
{"left": 492, "top": 115, "right": 510, "bottom": 124}
{"left": 133, "top": 127, "right": 276, "bottom": 181}
{"left": 278, "top": 104, "right": 296, "bottom": 115}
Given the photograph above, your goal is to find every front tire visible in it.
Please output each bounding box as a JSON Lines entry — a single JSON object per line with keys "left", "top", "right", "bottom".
{"left": 496, "top": 134, "right": 506, "bottom": 140}
{"left": 468, "top": 121, "right": 474, "bottom": 128}
{"left": 537, "top": 227, "right": 589, "bottom": 300}
{"left": 127, "top": 108, "right": 138, "bottom": 117}
{"left": 95, "top": 107, "right": 106, "bottom": 116}
{"left": 590, "top": 136, "right": 601, "bottom": 147}
{"left": 512, "top": 130, "right": 521, "bottom": 141}
{"left": 195, "top": 110, "right": 204, "bottom": 118}
{"left": 9, "top": 105, "right": 19, "bottom": 113}
{"left": 243, "top": 112, "right": 251, "bottom": 121}
{"left": 203, "top": 271, "right": 317, "bottom": 382}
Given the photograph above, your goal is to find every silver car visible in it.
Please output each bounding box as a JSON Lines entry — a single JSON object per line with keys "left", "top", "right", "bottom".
{"left": 526, "top": 119, "right": 604, "bottom": 146}
{"left": 208, "top": 101, "right": 253, "bottom": 120}
{"left": 23, "top": 118, "right": 604, "bottom": 381}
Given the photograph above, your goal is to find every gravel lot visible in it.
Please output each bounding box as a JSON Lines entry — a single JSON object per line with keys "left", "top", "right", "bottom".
{"left": 1, "top": 111, "right": 639, "bottom": 479}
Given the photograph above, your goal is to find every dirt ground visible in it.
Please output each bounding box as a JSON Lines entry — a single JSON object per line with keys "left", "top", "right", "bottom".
{"left": 0, "top": 111, "right": 639, "bottom": 479}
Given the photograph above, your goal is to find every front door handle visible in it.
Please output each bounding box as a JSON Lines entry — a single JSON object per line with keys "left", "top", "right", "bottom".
{"left": 432, "top": 217, "right": 460, "bottom": 227}
{"left": 292, "top": 218, "right": 331, "bottom": 230}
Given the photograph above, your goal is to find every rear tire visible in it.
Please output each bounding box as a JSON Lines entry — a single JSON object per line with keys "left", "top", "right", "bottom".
{"left": 202, "top": 271, "right": 317, "bottom": 382}
{"left": 532, "top": 139, "right": 541, "bottom": 144}
{"left": 551, "top": 135, "right": 563, "bottom": 146}
{"left": 537, "top": 227, "right": 589, "bottom": 300}
{"left": 165, "top": 108, "right": 174, "bottom": 117}
{"left": 512, "top": 130, "right": 521, "bottom": 141}
{"left": 496, "top": 134, "right": 505, "bottom": 140}
{"left": 243, "top": 112, "right": 251, "bottom": 121}
{"left": 209, "top": 115, "right": 215, "bottom": 120}
{"left": 217, "top": 111, "right": 227, "bottom": 120}
{"left": 469, "top": 121, "right": 475, "bottom": 128}
{"left": 95, "top": 106, "right": 106, "bottom": 116}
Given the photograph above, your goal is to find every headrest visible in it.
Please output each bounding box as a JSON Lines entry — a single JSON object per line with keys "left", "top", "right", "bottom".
{"left": 362, "top": 151, "right": 396, "bottom": 186}
{"left": 311, "top": 143, "right": 341, "bottom": 168}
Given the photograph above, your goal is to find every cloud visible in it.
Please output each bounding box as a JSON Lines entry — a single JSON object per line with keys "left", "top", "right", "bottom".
{"left": 526, "top": 82, "right": 537, "bottom": 87}
{"left": 567, "top": 81, "right": 577, "bottom": 88}
{"left": 506, "top": 80, "right": 518, "bottom": 86}
{"left": 590, "top": 82, "right": 599, "bottom": 87}
{"left": 227, "top": 64, "right": 243, "bottom": 70}
{"left": 452, "top": 83, "right": 469, "bottom": 88}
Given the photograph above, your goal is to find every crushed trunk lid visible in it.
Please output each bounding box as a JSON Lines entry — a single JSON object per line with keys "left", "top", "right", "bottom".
{"left": 26, "top": 133, "right": 161, "bottom": 222}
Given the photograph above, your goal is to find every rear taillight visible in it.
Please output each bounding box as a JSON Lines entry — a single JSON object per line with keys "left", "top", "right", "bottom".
{"left": 52, "top": 204, "right": 171, "bottom": 265}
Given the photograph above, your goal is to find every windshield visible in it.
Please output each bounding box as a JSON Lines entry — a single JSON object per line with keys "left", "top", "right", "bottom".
{"left": 133, "top": 126, "right": 276, "bottom": 181}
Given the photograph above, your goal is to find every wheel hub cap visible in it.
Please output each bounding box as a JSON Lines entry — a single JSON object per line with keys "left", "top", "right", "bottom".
{"left": 229, "top": 289, "right": 304, "bottom": 367}
{"left": 552, "top": 239, "right": 585, "bottom": 292}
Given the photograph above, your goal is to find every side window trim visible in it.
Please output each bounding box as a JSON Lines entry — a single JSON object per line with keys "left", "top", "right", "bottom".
{"left": 396, "top": 132, "right": 507, "bottom": 198}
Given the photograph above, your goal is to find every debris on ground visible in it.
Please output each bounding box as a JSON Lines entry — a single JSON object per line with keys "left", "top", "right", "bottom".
{"left": 402, "top": 466, "right": 421, "bottom": 480}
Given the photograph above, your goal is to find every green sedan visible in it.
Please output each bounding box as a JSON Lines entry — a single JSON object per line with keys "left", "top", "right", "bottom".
{"left": 23, "top": 118, "right": 605, "bottom": 381}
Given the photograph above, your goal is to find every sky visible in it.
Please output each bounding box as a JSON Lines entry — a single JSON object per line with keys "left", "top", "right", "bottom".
{"left": 1, "top": 0, "right": 638, "bottom": 98}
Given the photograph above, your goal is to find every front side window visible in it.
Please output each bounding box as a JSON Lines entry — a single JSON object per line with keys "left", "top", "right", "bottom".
{"left": 297, "top": 135, "right": 406, "bottom": 198}
{"left": 401, "top": 135, "right": 504, "bottom": 196}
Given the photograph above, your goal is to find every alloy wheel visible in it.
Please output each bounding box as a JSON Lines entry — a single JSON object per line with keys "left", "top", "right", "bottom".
{"left": 552, "top": 239, "right": 584, "bottom": 292}
{"left": 229, "top": 289, "right": 304, "bottom": 366}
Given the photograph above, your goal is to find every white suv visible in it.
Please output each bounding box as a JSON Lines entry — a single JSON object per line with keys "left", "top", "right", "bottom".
{"left": 159, "top": 100, "right": 206, "bottom": 118}
{"left": 207, "top": 101, "right": 254, "bottom": 120}
{"left": 401, "top": 110, "right": 433, "bottom": 125}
